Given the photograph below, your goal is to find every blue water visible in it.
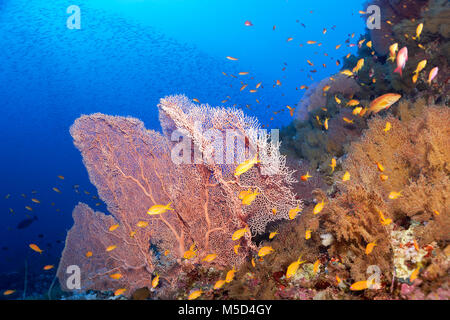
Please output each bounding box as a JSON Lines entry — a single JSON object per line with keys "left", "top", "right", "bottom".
{"left": 0, "top": 0, "right": 366, "bottom": 284}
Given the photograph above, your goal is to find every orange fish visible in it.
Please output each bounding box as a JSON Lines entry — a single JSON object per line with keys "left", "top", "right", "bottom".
{"left": 350, "top": 280, "right": 369, "bottom": 291}
{"left": 214, "top": 279, "right": 226, "bottom": 289}
{"left": 152, "top": 274, "right": 159, "bottom": 288}
{"left": 368, "top": 93, "right": 401, "bottom": 114}
{"left": 305, "top": 230, "right": 312, "bottom": 240}
{"left": 43, "top": 265, "right": 54, "bottom": 271}
{"left": 3, "top": 290, "right": 15, "bottom": 296}
{"left": 365, "top": 242, "right": 377, "bottom": 255}
{"left": 376, "top": 162, "right": 385, "bottom": 172}
{"left": 29, "top": 244, "right": 43, "bottom": 254}
{"left": 313, "top": 259, "right": 320, "bottom": 274}
{"left": 410, "top": 267, "right": 420, "bottom": 282}
{"left": 86, "top": 251, "right": 93, "bottom": 258}
{"left": 114, "top": 288, "right": 127, "bottom": 296}
{"left": 301, "top": 172, "right": 312, "bottom": 181}
{"left": 226, "top": 56, "right": 238, "bottom": 61}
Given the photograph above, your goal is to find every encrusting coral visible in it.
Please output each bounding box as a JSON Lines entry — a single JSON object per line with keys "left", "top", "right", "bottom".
{"left": 57, "top": 95, "right": 301, "bottom": 297}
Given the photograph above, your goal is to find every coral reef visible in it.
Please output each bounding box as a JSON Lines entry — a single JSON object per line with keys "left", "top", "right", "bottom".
{"left": 57, "top": 95, "right": 301, "bottom": 297}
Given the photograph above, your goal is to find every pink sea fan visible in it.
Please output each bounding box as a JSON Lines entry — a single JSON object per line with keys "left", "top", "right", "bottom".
{"left": 57, "top": 95, "right": 301, "bottom": 296}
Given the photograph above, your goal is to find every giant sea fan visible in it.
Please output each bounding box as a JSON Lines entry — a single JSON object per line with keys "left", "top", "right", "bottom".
{"left": 57, "top": 95, "right": 301, "bottom": 297}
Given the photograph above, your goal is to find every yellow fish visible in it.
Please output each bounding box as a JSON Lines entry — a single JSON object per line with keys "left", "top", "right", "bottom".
{"left": 340, "top": 69, "right": 354, "bottom": 77}
{"left": 183, "top": 244, "right": 197, "bottom": 259}
{"left": 226, "top": 56, "right": 238, "bottom": 61}
{"left": 330, "top": 158, "right": 336, "bottom": 172}
{"left": 214, "top": 279, "right": 226, "bottom": 289}
{"left": 323, "top": 85, "right": 331, "bottom": 92}
{"left": 350, "top": 280, "right": 369, "bottom": 291}
{"left": 251, "top": 258, "right": 256, "bottom": 267}
{"left": 164, "top": 249, "right": 170, "bottom": 256}
{"left": 323, "top": 118, "right": 329, "bottom": 130}
{"left": 365, "top": 242, "right": 377, "bottom": 255}
{"left": 313, "top": 200, "right": 325, "bottom": 215}
{"left": 410, "top": 267, "right": 420, "bottom": 282}
{"left": 433, "top": 210, "right": 440, "bottom": 216}
{"left": 313, "top": 259, "right": 320, "bottom": 274}
{"left": 380, "top": 174, "right": 389, "bottom": 181}
{"left": 368, "top": 93, "right": 401, "bottom": 115}
{"left": 114, "top": 288, "right": 127, "bottom": 296}
{"left": 335, "top": 95, "right": 341, "bottom": 104}
{"left": 106, "top": 245, "right": 117, "bottom": 252}
{"left": 109, "top": 273, "right": 122, "bottom": 280}
{"left": 57, "top": 175, "right": 65, "bottom": 179}
{"left": 202, "top": 253, "right": 217, "bottom": 263}
{"left": 238, "top": 189, "right": 252, "bottom": 200}
{"left": 388, "top": 43, "right": 398, "bottom": 62}
{"left": 352, "top": 107, "right": 363, "bottom": 115}
{"left": 85, "top": 251, "right": 93, "bottom": 258}
{"left": 378, "top": 211, "right": 392, "bottom": 226}
{"left": 342, "top": 117, "right": 354, "bottom": 124}
{"left": 258, "top": 246, "right": 274, "bottom": 257}
{"left": 52, "top": 187, "right": 61, "bottom": 193}
{"left": 109, "top": 224, "right": 119, "bottom": 232}
{"left": 25, "top": 206, "right": 33, "bottom": 211}
{"left": 414, "top": 59, "right": 427, "bottom": 74}
{"left": 384, "top": 122, "right": 392, "bottom": 132}
{"left": 136, "top": 221, "right": 149, "bottom": 228}
{"left": 188, "top": 289, "right": 202, "bottom": 300}
{"left": 376, "top": 162, "right": 385, "bottom": 172}
{"left": 43, "top": 265, "right": 54, "bottom": 271}
{"left": 241, "top": 190, "right": 260, "bottom": 206}
{"left": 152, "top": 274, "right": 159, "bottom": 288}
{"left": 342, "top": 171, "right": 351, "bottom": 181}
{"left": 29, "top": 243, "right": 43, "bottom": 254}
{"left": 225, "top": 267, "right": 236, "bottom": 283}
{"left": 289, "top": 205, "right": 301, "bottom": 220}
{"left": 3, "top": 290, "right": 15, "bottom": 296}
{"left": 412, "top": 73, "right": 419, "bottom": 84}
{"left": 352, "top": 58, "right": 364, "bottom": 73}
{"left": 415, "top": 23, "right": 423, "bottom": 40}
{"left": 366, "top": 41, "right": 372, "bottom": 48}
{"left": 271, "top": 208, "right": 277, "bottom": 215}
{"left": 232, "top": 227, "right": 249, "bottom": 241}
{"left": 234, "top": 154, "right": 259, "bottom": 177}
{"left": 193, "top": 98, "right": 200, "bottom": 103}
{"left": 130, "top": 231, "right": 136, "bottom": 237}
{"left": 233, "top": 244, "right": 240, "bottom": 254}
{"left": 147, "top": 202, "right": 173, "bottom": 216}
{"left": 388, "top": 191, "right": 402, "bottom": 199}
{"left": 300, "top": 172, "right": 312, "bottom": 181}
{"left": 31, "top": 198, "right": 40, "bottom": 204}
{"left": 269, "top": 231, "right": 279, "bottom": 240}
{"left": 305, "top": 230, "right": 312, "bottom": 240}
{"left": 286, "top": 255, "right": 306, "bottom": 279}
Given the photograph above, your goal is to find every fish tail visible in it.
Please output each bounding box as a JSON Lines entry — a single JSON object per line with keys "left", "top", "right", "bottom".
{"left": 394, "top": 66, "right": 402, "bottom": 76}
{"left": 166, "top": 202, "right": 174, "bottom": 210}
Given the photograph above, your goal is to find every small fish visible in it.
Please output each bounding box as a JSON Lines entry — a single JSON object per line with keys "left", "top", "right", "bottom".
{"left": 188, "top": 289, "right": 203, "bottom": 300}
{"left": 234, "top": 154, "right": 259, "bottom": 177}
{"left": 313, "top": 259, "right": 320, "bottom": 274}
{"left": 384, "top": 122, "right": 392, "bottom": 132}
{"left": 368, "top": 93, "right": 402, "bottom": 114}
{"left": 330, "top": 158, "right": 336, "bottom": 172}
{"left": 251, "top": 258, "right": 256, "bottom": 267}
{"left": 388, "top": 43, "right": 398, "bottom": 62}
{"left": 29, "top": 244, "right": 43, "bottom": 253}
{"left": 342, "top": 117, "right": 354, "bottom": 124}
{"left": 313, "top": 200, "right": 325, "bottom": 215}
{"left": 57, "top": 175, "right": 65, "bottom": 180}
{"left": 316, "top": 116, "right": 322, "bottom": 126}
{"left": 300, "top": 172, "right": 312, "bottom": 181}
{"left": 380, "top": 174, "right": 389, "bottom": 181}
{"left": 346, "top": 99, "right": 360, "bottom": 107}
{"left": 202, "top": 253, "right": 217, "bottom": 263}
{"left": 241, "top": 190, "right": 259, "bottom": 206}
{"left": 130, "top": 231, "right": 136, "bottom": 237}
{"left": 289, "top": 205, "right": 301, "bottom": 220}
{"left": 335, "top": 95, "right": 341, "bottom": 104}
{"left": 258, "top": 246, "right": 274, "bottom": 257}
{"left": 376, "top": 162, "right": 385, "bottom": 172}
{"left": 352, "top": 58, "right": 364, "bottom": 73}
{"left": 427, "top": 67, "right": 438, "bottom": 84}
{"left": 340, "top": 69, "right": 354, "bottom": 77}
{"left": 183, "top": 244, "right": 197, "bottom": 259}
{"left": 52, "top": 187, "right": 61, "bottom": 193}
{"left": 365, "top": 242, "right": 377, "bottom": 255}
{"left": 287, "top": 37, "right": 294, "bottom": 42}
{"left": 109, "top": 224, "right": 119, "bottom": 231}
{"left": 85, "top": 251, "right": 93, "bottom": 258}
{"left": 350, "top": 280, "right": 369, "bottom": 291}
{"left": 136, "top": 221, "right": 149, "bottom": 228}
{"left": 271, "top": 208, "right": 277, "bottom": 215}
{"left": 322, "top": 85, "right": 330, "bottom": 92}
{"left": 244, "top": 20, "right": 253, "bottom": 26}
{"left": 226, "top": 56, "right": 238, "bottom": 61}
{"left": 147, "top": 202, "right": 173, "bottom": 215}
{"left": 413, "top": 59, "right": 427, "bottom": 74}
{"left": 410, "top": 267, "right": 420, "bottom": 282}
{"left": 433, "top": 210, "right": 440, "bottom": 216}
{"left": 25, "top": 206, "right": 33, "bottom": 211}
{"left": 394, "top": 47, "right": 408, "bottom": 76}
{"left": 306, "top": 40, "right": 317, "bottom": 44}
{"left": 31, "top": 198, "right": 40, "bottom": 204}
{"left": 240, "top": 84, "right": 248, "bottom": 91}
{"left": 342, "top": 171, "right": 350, "bottom": 181}
{"left": 378, "top": 210, "right": 392, "bottom": 226}
{"left": 286, "top": 256, "right": 306, "bottom": 279}
{"left": 3, "top": 289, "right": 16, "bottom": 296}
{"left": 110, "top": 273, "right": 122, "bottom": 280}
{"left": 114, "top": 288, "right": 127, "bottom": 296}
{"left": 152, "top": 274, "right": 159, "bottom": 288}
{"left": 388, "top": 191, "right": 402, "bottom": 200}
{"left": 43, "top": 265, "right": 54, "bottom": 271}
{"left": 106, "top": 245, "right": 117, "bottom": 252}
{"left": 305, "top": 230, "right": 312, "bottom": 240}
{"left": 225, "top": 267, "right": 236, "bottom": 283}
{"left": 214, "top": 279, "right": 226, "bottom": 289}
{"left": 351, "top": 107, "right": 363, "bottom": 116}
{"left": 323, "top": 118, "right": 329, "bottom": 130}
{"left": 413, "top": 240, "right": 420, "bottom": 252}
{"left": 415, "top": 23, "right": 423, "bottom": 40}
{"left": 269, "top": 231, "right": 279, "bottom": 240}
{"left": 193, "top": 98, "right": 200, "bottom": 103}
{"left": 286, "top": 105, "right": 295, "bottom": 117}
{"left": 164, "top": 249, "right": 170, "bottom": 256}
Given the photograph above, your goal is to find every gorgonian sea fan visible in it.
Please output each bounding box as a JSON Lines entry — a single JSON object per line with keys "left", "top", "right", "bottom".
{"left": 57, "top": 95, "right": 301, "bottom": 296}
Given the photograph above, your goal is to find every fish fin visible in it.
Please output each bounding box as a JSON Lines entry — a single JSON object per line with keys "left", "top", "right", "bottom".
{"left": 394, "top": 66, "right": 402, "bottom": 76}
